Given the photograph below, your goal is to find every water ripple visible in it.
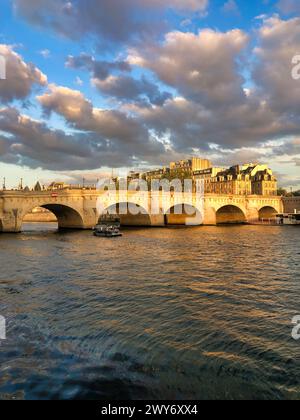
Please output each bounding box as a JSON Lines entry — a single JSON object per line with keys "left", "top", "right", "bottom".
{"left": 0, "top": 224, "right": 299, "bottom": 400}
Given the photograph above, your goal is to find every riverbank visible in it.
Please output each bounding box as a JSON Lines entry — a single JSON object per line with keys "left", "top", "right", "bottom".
{"left": 23, "top": 213, "right": 57, "bottom": 223}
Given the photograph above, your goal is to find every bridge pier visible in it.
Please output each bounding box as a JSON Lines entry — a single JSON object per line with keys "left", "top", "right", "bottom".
{"left": 203, "top": 207, "right": 217, "bottom": 225}
{"left": 150, "top": 214, "right": 165, "bottom": 227}
{"left": 247, "top": 208, "right": 259, "bottom": 224}
{"left": 0, "top": 211, "right": 22, "bottom": 233}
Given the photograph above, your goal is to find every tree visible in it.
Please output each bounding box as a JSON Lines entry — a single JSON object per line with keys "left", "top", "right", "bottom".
{"left": 277, "top": 188, "right": 288, "bottom": 196}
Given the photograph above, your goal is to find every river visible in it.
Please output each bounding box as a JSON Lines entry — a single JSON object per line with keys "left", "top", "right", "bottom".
{"left": 0, "top": 223, "right": 299, "bottom": 400}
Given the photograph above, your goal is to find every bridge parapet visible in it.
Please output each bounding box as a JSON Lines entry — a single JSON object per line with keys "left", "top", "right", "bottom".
{"left": 0, "top": 189, "right": 283, "bottom": 232}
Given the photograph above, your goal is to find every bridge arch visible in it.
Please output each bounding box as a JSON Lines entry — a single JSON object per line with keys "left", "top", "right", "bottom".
{"left": 164, "top": 203, "right": 203, "bottom": 226}
{"left": 103, "top": 202, "right": 152, "bottom": 226}
{"left": 216, "top": 205, "right": 247, "bottom": 225}
{"left": 22, "top": 204, "right": 84, "bottom": 230}
{"left": 258, "top": 206, "right": 278, "bottom": 220}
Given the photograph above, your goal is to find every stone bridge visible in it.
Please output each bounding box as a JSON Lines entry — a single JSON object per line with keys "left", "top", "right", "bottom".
{"left": 0, "top": 189, "right": 283, "bottom": 232}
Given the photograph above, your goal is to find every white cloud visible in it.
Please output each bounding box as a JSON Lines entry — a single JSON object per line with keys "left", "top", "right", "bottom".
{"left": 0, "top": 44, "right": 47, "bottom": 103}
{"left": 39, "top": 49, "right": 51, "bottom": 59}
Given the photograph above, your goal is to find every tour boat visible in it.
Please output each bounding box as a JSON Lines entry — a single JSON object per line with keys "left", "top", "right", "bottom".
{"left": 93, "top": 215, "right": 122, "bottom": 237}
{"left": 93, "top": 226, "right": 122, "bottom": 238}
{"left": 276, "top": 212, "right": 300, "bottom": 225}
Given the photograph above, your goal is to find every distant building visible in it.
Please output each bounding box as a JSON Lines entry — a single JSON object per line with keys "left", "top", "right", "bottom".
{"left": 250, "top": 165, "right": 277, "bottom": 196}
{"left": 208, "top": 165, "right": 252, "bottom": 195}
{"left": 194, "top": 163, "right": 277, "bottom": 196}
{"left": 143, "top": 167, "right": 170, "bottom": 182}
{"left": 48, "top": 182, "right": 69, "bottom": 190}
{"left": 170, "top": 158, "right": 212, "bottom": 176}
{"left": 193, "top": 167, "right": 226, "bottom": 192}
{"left": 143, "top": 157, "right": 212, "bottom": 183}
{"left": 43, "top": 159, "right": 277, "bottom": 197}
{"left": 47, "top": 182, "right": 97, "bottom": 191}
{"left": 127, "top": 171, "right": 142, "bottom": 182}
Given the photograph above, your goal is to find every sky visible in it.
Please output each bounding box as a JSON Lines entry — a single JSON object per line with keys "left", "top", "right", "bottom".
{"left": 0, "top": 0, "right": 300, "bottom": 189}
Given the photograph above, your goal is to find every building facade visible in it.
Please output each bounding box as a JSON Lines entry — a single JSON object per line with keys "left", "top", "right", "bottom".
{"left": 143, "top": 158, "right": 212, "bottom": 183}
{"left": 169, "top": 158, "right": 212, "bottom": 176}
{"left": 193, "top": 163, "right": 277, "bottom": 196}
{"left": 125, "top": 159, "right": 277, "bottom": 197}
{"left": 143, "top": 167, "right": 171, "bottom": 183}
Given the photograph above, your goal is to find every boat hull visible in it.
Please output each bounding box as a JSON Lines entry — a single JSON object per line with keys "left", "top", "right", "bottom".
{"left": 93, "top": 231, "right": 122, "bottom": 238}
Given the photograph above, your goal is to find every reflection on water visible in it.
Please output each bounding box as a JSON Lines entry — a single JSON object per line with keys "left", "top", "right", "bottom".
{"left": 0, "top": 224, "right": 299, "bottom": 400}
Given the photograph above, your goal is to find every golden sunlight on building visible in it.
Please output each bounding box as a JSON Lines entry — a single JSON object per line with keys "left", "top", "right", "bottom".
{"left": 194, "top": 163, "right": 277, "bottom": 196}
{"left": 126, "top": 158, "right": 277, "bottom": 197}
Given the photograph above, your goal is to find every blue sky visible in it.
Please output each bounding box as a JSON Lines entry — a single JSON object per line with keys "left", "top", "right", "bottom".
{"left": 0, "top": 0, "right": 300, "bottom": 189}
{"left": 1, "top": 1, "right": 279, "bottom": 79}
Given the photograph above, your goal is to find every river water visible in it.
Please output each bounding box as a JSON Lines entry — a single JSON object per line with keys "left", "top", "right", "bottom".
{"left": 0, "top": 223, "right": 299, "bottom": 400}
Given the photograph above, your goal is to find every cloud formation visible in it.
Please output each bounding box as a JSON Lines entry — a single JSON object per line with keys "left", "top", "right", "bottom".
{"left": 222, "top": 0, "right": 240, "bottom": 15}
{"left": 0, "top": 107, "right": 94, "bottom": 170}
{"left": 66, "top": 54, "right": 131, "bottom": 80}
{"left": 253, "top": 16, "right": 300, "bottom": 115}
{"left": 0, "top": 104, "right": 165, "bottom": 170}
{"left": 129, "top": 29, "right": 248, "bottom": 107}
{"left": 13, "top": 0, "right": 209, "bottom": 45}
{"left": 66, "top": 53, "right": 171, "bottom": 105}
{"left": 92, "top": 75, "right": 172, "bottom": 106}
{"left": 277, "top": 0, "right": 300, "bottom": 14}
{"left": 36, "top": 84, "right": 167, "bottom": 166}
{"left": 1, "top": 5, "right": 300, "bottom": 185}
{"left": 128, "top": 25, "right": 299, "bottom": 151}
{"left": 0, "top": 45, "right": 47, "bottom": 103}
{"left": 37, "top": 84, "right": 149, "bottom": 144}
